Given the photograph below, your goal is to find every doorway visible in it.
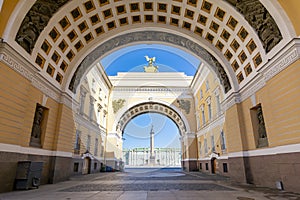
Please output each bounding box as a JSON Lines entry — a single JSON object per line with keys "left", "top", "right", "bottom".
{"left": 82, "top": 157, "right": 91, "bottom": 174}
{"left": 211, "top": 157, "right": 217, "bottom": 174}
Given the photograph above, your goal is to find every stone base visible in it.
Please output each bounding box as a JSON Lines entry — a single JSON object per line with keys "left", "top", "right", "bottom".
{"left": 182, "top": 160, "right": 198, "bottom": 172}
{"left": 229, "top": 152, "right": 300, "bottom": 193}
{"left": 0, "top": 151, "right": 72, "bottom": 193}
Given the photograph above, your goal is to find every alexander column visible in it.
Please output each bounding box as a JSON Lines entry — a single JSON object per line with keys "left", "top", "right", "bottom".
{"left": 149, "top": 125, "right": 155, "bottom": 165}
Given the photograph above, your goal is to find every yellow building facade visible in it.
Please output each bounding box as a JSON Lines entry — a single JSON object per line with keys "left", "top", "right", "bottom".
{"left": 0, "top": 0, "right": 300, "bottom": 193}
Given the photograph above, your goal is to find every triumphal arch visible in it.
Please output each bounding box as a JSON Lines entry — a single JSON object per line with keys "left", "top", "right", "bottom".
{"left": 0, "top": 0, "right": 300, "bottom": 193}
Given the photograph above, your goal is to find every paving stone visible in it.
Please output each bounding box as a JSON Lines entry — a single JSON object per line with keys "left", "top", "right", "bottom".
{"left": 0, "top": 168, "right": 299, "bottom": 200}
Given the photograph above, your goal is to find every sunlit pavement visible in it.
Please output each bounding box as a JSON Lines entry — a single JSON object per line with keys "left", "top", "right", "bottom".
{"left": 0, "top": 167, "right": 299, "bottom": 200}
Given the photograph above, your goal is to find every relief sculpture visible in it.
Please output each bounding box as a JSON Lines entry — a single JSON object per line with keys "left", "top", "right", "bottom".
{"left": 15, "top": 0, "right": 70, "bottom": 54}
{"left": 224, "top": 0, "right": 282, "bottom": 53}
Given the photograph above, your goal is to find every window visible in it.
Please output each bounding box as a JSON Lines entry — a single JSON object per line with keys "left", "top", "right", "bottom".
{"left": 223, "top": 163, "right": 228, "bottom": 173}
{"left": 74, "top": 130, "right": 81, "bottom": 152}
{"left": 205, "top": 163, "right": 209, "bottom": 170}
{"left": 103, "top": 111, "right": 107, "bottom": 127}
{"left": 208, "top": 104, "right": 212, "bottom": 120}
{"left": 94, "top": 162, "right": 97, "bottom": 170}
{"left": 220, "top": 130, "right": 226, "bottom": 150}
{"left": 97, "top": 109, "right": 101, "bottom": 124}
{"left": 196, "top": 114, "right": 200, "bottom": 129}
{"left": 89, "top": 96, "right": 95, "bottom": 120}
{"left": 200, "top": 89, "right": 203, "bottom": 99}
{"left": 92, "top": 79, "right": 96, "bottom": 92}
{"left": 211, "top": 135, "right": 215, "bottom": 152}
{"left": 87, "top": 135, "right": 91, "bottom": 151}
{"left": 204, "top": 138, "right": 208, "bottom": 154}
{"left": 94, "top": 138, "right": 99, "bottom": 156}
{"left": 202, "top": 110, "right": 206, "bottom": 125}
{"left": 79, "top": 89, "right": 87, "bottom": 114}
{"left": 199, "top": 163, "right": 202, "bottom": 170}
{"left": 205, "top": 80, "right": 210, "bottom": 91}
{"left": 100, "top": 145, "right": 104, "bottom": 157}
{"left": 73, "top": 163, "right": 79, "bottom": 172}
{"left": 216, "top": 95, "right": 221, "bottom": 114}
{"left": 198, "top": 141, "right": 202, "bottom": 156}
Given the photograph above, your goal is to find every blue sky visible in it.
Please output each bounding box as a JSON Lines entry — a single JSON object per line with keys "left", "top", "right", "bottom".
{"left": 100, "top": 44, "right": 199, "bottom": 150}
{"left": 101, "top": 44, "right": 200, "bottom": 76}
{"left": 122, "top": 113, "right": 181, "bottom": 150}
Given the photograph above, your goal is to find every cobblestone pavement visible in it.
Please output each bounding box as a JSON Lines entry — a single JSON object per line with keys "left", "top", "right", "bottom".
{"left": 0, "top": 167, "right": 299, "bottom": 200}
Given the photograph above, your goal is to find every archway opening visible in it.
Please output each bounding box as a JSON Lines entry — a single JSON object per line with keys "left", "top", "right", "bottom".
{"left": 122, "top": 112, "right": 182, "bottom": 171}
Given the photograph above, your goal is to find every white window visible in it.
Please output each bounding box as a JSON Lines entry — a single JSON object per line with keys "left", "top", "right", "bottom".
{"left": 87, "top": 135, "right": 91, "bottom": 152}
{"left": 216, "top": 95, "right": 221, "bottom": 114}
{"left": 211, "top": 135, "right": 215, "bottom": 152}
{"left": 221, "top": 130, "right": 226, "bottom": 150}
{"left": 202, "top": 110, "right": 206, "bottom": 125}
{"left": 92, "top": 79, "right": 96, "bottom": 92}
{"left": 205, "top": 80, "right": 210, "bottom": 91}
{"left": 74, "top": 130, "right": 81, "bottom": 150}
{"left": 79, "top": 90, "right": 87, "bottom": 114}
{"left": 89, "top": 96, "right": 95, "bottom": 120}
{"left": 200, "top": 89, "right": 203, "bottom": 99}
{"left": 198, "top": 141, "right": 202, "bottom": 156}
{"left": 208, "top": 104, "right": 212, "bottom": 120}
{"left": 196, "top": 114, "right": 200, "bottom": 130}
{"left": 94, "top": 138, "right": 99, "bottom": 156}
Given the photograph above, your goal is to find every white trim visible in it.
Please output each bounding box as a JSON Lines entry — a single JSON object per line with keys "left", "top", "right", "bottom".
{"left": 0, "top": 0, "right": 3, "bottom": 13}
{"left": 223, "top": 38, "right": 300, "bottom": 110}
{"left": 198, "top": 155, "right": 229, "bottom": 161}
{"left": 182, "top": 158, "right": 198, "bottom": 161}
{"left": 0, "top": 143, "right": 72, "bottom": 157}
{"left": 196, "top": 114, "right": 225, "bottom": 137}
{"left": 229, "top": 143, "right": 300, "bottom": 158}
{"left": 112, "top": 99, "right": 192, "bottom": 134}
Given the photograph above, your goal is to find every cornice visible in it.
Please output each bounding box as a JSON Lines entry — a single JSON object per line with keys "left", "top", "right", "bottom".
{"left": 222, "top": 38, "right": 300, "bottom": 110}
{"left": 75, "top": 112, "right": 102, "bottom": 133}
{"left": 196, "top": 114, "right": 225, "bottom": 137}
{"left": 222, "top": 92, "right": 241, "bottom": 111}
{"left": 262, "top": 39, "right": 300, "bottom": 82}
{"left": 113, "top": 87, "right": 191, "bottom": 93}
{"left": 182, "top": 132, "right": 196, "bottom": 140}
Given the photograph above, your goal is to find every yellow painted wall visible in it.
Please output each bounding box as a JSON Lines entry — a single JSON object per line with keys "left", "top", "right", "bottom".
{"left": 278, "top": 0, "right": 300, "bottom": 35}
{"left": 226, "top": 61, "right": 300, "bottom": 153}
{"left": 223, "top": 104, "right": 244, "bottom": 153}
{"left": 257, "top": 61, "right": 300, "bottom": 147}
{"left": 0, "top": 63, "right": 32, "bottom": 145}
{"left": 0, "top": 62, "right": 75, "bottom": 153}
{"left": 0, "top": 0, "right": 19, "bottom": 37}
{"left": 53, "top": 104, "right": 74, "bottom": 152}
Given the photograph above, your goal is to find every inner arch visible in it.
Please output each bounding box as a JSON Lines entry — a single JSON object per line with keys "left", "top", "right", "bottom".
{"left": 116, "top": 102, "right": 189, "bottom": 136}
{"left": 122, "top": 113, "right": 181, "bottom": 149}
{"left": 68, "top": 30, "right": 234, "bottom": 94}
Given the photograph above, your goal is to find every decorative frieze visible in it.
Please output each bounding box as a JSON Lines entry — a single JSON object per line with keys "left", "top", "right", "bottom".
{"left": 264, "top": 49, "right": 299, "bottom": 82}
{"left": 15, "top": 0, "right": 70, "bottom": 54}
{"left": 0, "top": 50, "right": 61, "bottom": 103}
